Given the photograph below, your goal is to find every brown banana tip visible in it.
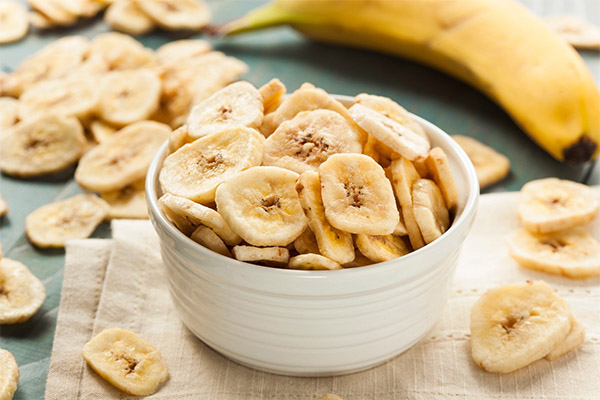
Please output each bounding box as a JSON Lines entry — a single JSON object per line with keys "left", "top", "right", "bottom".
{"left": 203, "top": 24, "right": 223, "bottom": 37}
{"left": 563, "top": 135, "right": 598, "bottom": 163}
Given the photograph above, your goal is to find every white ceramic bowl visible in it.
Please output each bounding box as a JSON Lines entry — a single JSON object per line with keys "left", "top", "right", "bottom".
{"left": 146, "top": 95, "right": 479, "bottom": 377}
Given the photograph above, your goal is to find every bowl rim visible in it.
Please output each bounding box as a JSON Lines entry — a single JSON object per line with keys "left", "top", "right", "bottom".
{"left": 146, "top": 94, "right": 479, "bottom": 279}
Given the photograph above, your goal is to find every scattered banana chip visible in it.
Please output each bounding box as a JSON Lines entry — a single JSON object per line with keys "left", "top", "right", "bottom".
{"left": 28, "top": 0, "right": 77, "bottom": 26}
{"left": 293, "top": 228, "right": 320, "bottom": 255}
{"left": 0, "top": 114, "right": 86, "bottom": 178}
{"left": 160, "top": 127, "right": 264, "bottom": 203}
{"left": 232, "top": 245, "right": 289, "bottom": 266}
{"left": 259, "top": 78, "right": 286, "bottom": 115}
{"left": 0, "top": 195, "right": 7, "bottom": 217}
{"left": 99, "top": 69, "right": 162, "bottom": 126}
{"left": 264, "top": 109, "right": 363, "bottom": 174}
{"left": 545, "top": 15, "right": 600, "bottom": 50}
{"left": 423, "top": 147, "right": 458, "bottom": 211}
{"left": 75, "top": 121, "right": 171, "bottom": 192}
{"left": 0, "top": 349, "right": 19, "bottom": 400}
{"left": 25, "top": 194, "right": 109, "bottom": 248}
{"left": 412, "top": 179, "right": 450, "bottom": 244}
{"left": 349, "top": 103, "right": 430, "bottom": 161}
{"left": 288, "top": 254, "right": 342, "bottom": 270}
{"left": 82, "top": 328, "right": 169, "bottom": 396}
{"left": 90, "top": 32, "right": 156, "bottom": 71}
{"left": 508, "top": 227, "right": 600, "bottom": 279}
{"left": 105, "top": 0, "right": 155, "bottom": 36}
{"left": 355, "top": 234, "right": 411, "bottom": 263}
{"left": 134, "top": 0, "right": 211, "bottom": 31}
{"left": 100, "top": 179, "right": 148, "bottom": 220}
{"left": 0, "top": 257, "right": 46, "bottom": 324}
{"left": 0, "top": 97, "right": 18, "bottom": 133}
{"left": 89, "top": 119, "right": 118, "bottom": 144}
{"left": 0, "top": 1, "right": 28, "bottom": 44}
{"left": 518, "top": 178, "right": 599, "bottom": 234}
{"left": 215, "top": 166, "right": 307, "bottom": 246}
{"left": 191, "top": 226, "right": 231, "bottom": 257}
{"left": 155, "top": 39, "right": 212, "bottom": 65}
{"left": 452, "top": 135, "right": 510, "bottom": 189}
{"left": 159, "top": 193, "right": 241, "bottom": 245}
{"left": 470, "top": 280, "right": 571, "bottom": 373}
{"left": 545, "top": 315, "right": 585, "bottom": 361}
{"left": 185, "top": 81, "right": 264, "bottom": 139}
{"left": 320, "top": 154, "right": 399, "bottom": 235}
{"left": 296, "top": 171, "right": 355, "bottom": 264}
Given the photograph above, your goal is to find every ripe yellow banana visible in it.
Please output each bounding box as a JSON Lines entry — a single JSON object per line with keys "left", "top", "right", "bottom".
{"left": 221, "top": 0, "right": 600, "bottom": 162}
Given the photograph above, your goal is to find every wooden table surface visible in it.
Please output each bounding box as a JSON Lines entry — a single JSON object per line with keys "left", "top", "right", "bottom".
{"left": 0, "top": 0, "right": 599, "bottom": 398}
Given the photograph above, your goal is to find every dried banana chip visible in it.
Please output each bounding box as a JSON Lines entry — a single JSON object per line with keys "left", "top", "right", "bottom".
{"left": 545, "top": 15, "right": 600, "bottom": 50}
{"left": 29, "top": 10, "right": 55, "bottom": 29}
{"left": 391, "top": 157, "right": 425, "bottom": 249}
{"left": 288, "top": 254, "right": 342, "bottom": 270}
{"left": 158, "top": 193, "right": 241, "bottom": 245}
{"left": 82, "top": 328, "right": 169, "bottom": 396}
{"left": 518, "top": 178, "right": 599, "bottom": 234}
{"left": 423, "top": 147, "right": 458, "bottom": 211}
{"left": 319, "top": 153, "right": 399, "bottom": 235}
{"left": 342, "top": 250, "right": 373, "bottom": 268}
{"left": 156, "top": 39, "right": 212, "bottom": 65}
{"left": 89, "top": 119, "right": 118, "bottom": 143}
{"left": 0, "top": 115, "right": 85, "bottom": 178}
{"left": 0, "top": 257, "right": 46, "bottom": 324}
{"left": 28, "top": 0, "right": 77, "bottom": 26}
{"left": 0, "top": 349, "right": 19, "bottom": 400}
{"left": 259, "top": 78, "right": 286, "bottom": 115}
{"left": 355, "top": 234, "right": 411, "bottom": 263}
{"left": 191, "top": 226, "right": 231, "bottom": 257}
{"left": 0, "top": 1, "right": 28, "bottom": 44}
{"left": 0, "top": 97, "right": 18, "bottom": 131}
{"left": 134, "top": 0, "right": 211, "bottom": 31}
{"left": 232, "top": 245, "right": 289, "bottom": 266}
{"left": 100, "top": 179, "right": 148, "bottom": 220}
{"left": 545, "top": 315, "right": 585, "bottom": 361}
{"left": 75, "top": 121, "right": 171, "bottom": 192}
{"left": 160, "top": 127, "right": 264, "bottom": 203}
{"left": 104, "top": 0, "right": 154, "bottom": 35}
{"left": 296, "top": 171, "right": 355, "bottom": 264}
{"left": 452, "top": 135, "right": 510, "bottom": 189}
{"left": 412, "top": 179, "right": 450, "bottom": 244}
{"left": 508, "top": 227, "right": 600, "bottom": 279}
{"left": 215, "top": 166, "right": 308, "bottom": 247}
{"left": 293, "top": 228, "right": 320, "bottom": 255}
{"left": 90, "top": 32, "right": 156, "bottom": 71}
{"left": 263, "top": 109, "right": 363, "bottom": 174}
{"left": 470, "top": 280, "right": 571, "bottom": 373}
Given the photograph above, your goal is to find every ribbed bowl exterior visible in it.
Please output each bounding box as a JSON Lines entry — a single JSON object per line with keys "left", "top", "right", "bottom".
{"left": 146, "top": 95, "right": 479, "bottom": 376}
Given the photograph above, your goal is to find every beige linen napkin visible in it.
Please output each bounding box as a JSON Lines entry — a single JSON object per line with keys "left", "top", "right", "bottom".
{"left": 45, "top": 191, "right": 600, "bottom": 400}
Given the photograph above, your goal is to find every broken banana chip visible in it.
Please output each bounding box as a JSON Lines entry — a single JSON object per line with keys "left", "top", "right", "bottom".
{"left": 0, "top": 349, "right": 19, "bottom": 400}
{"left": 191, "top": 226, "right": 231, "bottom": 257}
{"left": 25, "top": 194, "right": 109, "bottom": 248}
{"left": 259, "top": 78, "right": 286, "bottom": 115}
{"left": 0, "top": 257, "right": 46, "bottom": 324}
{"left": 100, "top": 179, "right": 148, "bottom": 220}
{"left": 508, "top": 227, "right": 600, "bottom": 279}
{"left": 355, "top": 234, "right": 411, "bottom": 263}
{"left": 320, "top": 153, "right": 399, "bottom": 235}
{"left": 545, "top": 315, "right": 585, "bottom": 361}
{"left": 518, "top": 178, "right": 599, "bottom": 234}
{"left": 82, "top": 328, "right": 169, "bottom": 396}
{"left": 0, "top": 1, "right": 28, "bottom": 44}
{"left": 0, "top": 114, "right": 86, "bottom": 178}
{"left": 134, "top": 0, "right": 211, "bottom": 31}
{"left": 293, "top": 228, "right": 320, "bottom": 255}
{"left": 75, "top": 121, "right": 171, "bottom": 192}
{"left": 215, "top": 166, "right": 308, "bottom": 247}
{"left": 232, "top": 245, "right": 290, "bottom": 266}
{"left": 470, "top": 280, "right": 571, "bottom": 373}
{"left": 288, "top": 254, "right": 342, "bottom": 270}
{"left": 264, "top": 109, "right": 363, "bottom": 174}
{"left": 452, "top": 135, "right": 510, "bottom": 189}
{"left": 412, "top": 178, "right": 450, "bottom": 245}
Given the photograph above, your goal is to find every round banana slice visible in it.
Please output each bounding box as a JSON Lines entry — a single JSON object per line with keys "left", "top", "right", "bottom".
{"left": 354, "top": 93, "right": 428, "bottom": 142}
{"left": 0, "top": 97, "right": 18, "bottom": 131}
{"left": 412, "top": 179, "right": 450, "bottom": 245}
{"left": 391, "top": 157, "right": 425, "bottom": 249}
{"left": 0, "top": 115, "right": 85, "bottom": 178}
{"left": 264, "top": 109, "right": 363, "bottom": 174}
{"left": 75, "top": 121, "right": 171, "bottom": 192}
{"left": 545, "top": 315, "right": 585, "bottom": 361}
{"left": 288, "top": 254, "right": 342, "bottom": 271}
{"left": 452, "top": 135, "right": 510, "bottom": 189}
{"left": 518, "top": 178, "right": 599, "bottom": 234}
{"left": 0, "top": 1, "right": 28, "bottom": 44}
{"left": 470, "top": 280, "right": 571, "bottom": 373}
{"left": 90, "top": 32, "right": 156, "bottom": 71}
{"left": 349, "top": 103, "right": 430, "bottom": 161}
{"left": 215, "top": 166, "right": 308, "bottom": 247}
{"left": 155, "top": 39, "right": 212, "bottom": 65}
{"left": 319, "top": 153, "right": 399, "bottom": 235}
{"left": 26, "top": 194, "right": 109, "bottom": 248}
{"left": 0, "top": 349, "right": 19, "bottom": 400}
{"left": 18, "top": 75, "right": 100, "bottom": 121}
{"left": 0, "top": 195, "right": 7, "bottom": 217}
{"left": 508, "top": 228, "right": 600, "bottom": 279}
{"left": 89, "top": 119, "right": 117, "bottom": 143}
{"left": 232, "top": 245, "right": 289, "bottom": 266}
{"left": 423, "top": 147, "right": 458, "bottom": 211}
{"left": 134, "top": 0, "right": 211, "bottom": 31}
{"left": 28, "top": 0, "right": 77, "bottom": 26}
{"left": 59, "top": 0, "right": 104, "bottom": 18}
{"left": 159, "top": 193, "right": 241, "bottom": 245}
{"left": 100, "top": 179, "right": 148, "bottom": 220}
{"left": 296, "top": 171, "right": 355, "bottom": 264}
{"left": 29, "top": 10, "right": 55, "bottom": 29}
{"left": 2, "top": 36, "right": 90, "bottom": 97}
{"left": 185, "top": 81, "right": 264, "bottom": 139}
{"left": 191, "top": 226, "right": 231, "bottom": 257}
{"left": 0, "top": 258, "right": 46, "bottom": 324}
{"left": 259, "top": 78, "right": 286, "bottom": 115}
{"left": 82, "top": 328, "right": 169, "bottom": 396}
{"left": 105, "top": 0, "right": 155, "bottom": 35}
{"left": 98, "top": 69, "right": 161, "bottom": 126}
{"left": 293, "top": 228, "right": 320, "bottom": 255}
{"left": 160, "top": 127, "right": 264, "bottom": 203}
{"left": 355, "top": 234, "right": 411, "bottom": 263}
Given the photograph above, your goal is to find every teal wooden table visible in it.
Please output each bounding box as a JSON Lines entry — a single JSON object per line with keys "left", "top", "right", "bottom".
{"left": 0, "top": 1, "right": 599, "bottom": 398}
